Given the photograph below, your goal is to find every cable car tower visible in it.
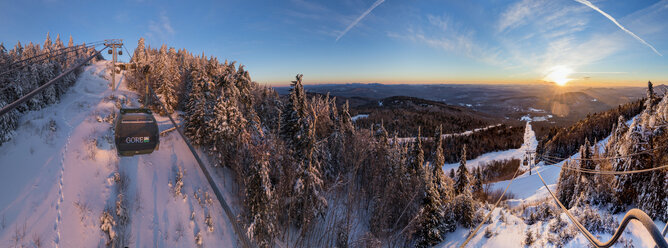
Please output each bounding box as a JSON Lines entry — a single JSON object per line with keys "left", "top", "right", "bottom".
{"left": 104, "top": 39, "right": 123, "bottom": 90}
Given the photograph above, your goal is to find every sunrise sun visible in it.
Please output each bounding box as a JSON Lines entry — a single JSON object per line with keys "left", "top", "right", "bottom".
{"left": 544, "top": 66, "right": 573, "bottom": 86}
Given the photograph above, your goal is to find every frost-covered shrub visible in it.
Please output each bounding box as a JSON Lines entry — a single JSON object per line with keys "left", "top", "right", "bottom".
{"left": 194, "top": 231, "right": 202, "bottom": 246}
{"left": 548, "top": 215, "right": 568, "bottom": 233}
{"left": 484, "top": 226, "right": 495, "bottom": 238}
{"left": 205, "top": 213, "right": 214, "bottom": 232}
{"left": 168, "top": 166, "right": 185, "bottom": 199}
{"left": 574, "top": 206, "right": 618, "bottom": 234}
{"left": 116, "top": 193, "right": 128, "bottom": 226}
{"left": 524, "top": 230, "right": 535, "bottom": 246}
{"left": 100, "top": 209, "right": 116, "bottom": 245}
{"left": 522, "top": 203, "right": 556, "bottom": 225}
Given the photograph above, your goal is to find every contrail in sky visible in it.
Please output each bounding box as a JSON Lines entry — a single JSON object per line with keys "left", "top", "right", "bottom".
{"left": 574, "top": 0, "right": 662, "bottom": 56}
{"left": 336, "top": 0, "right": 385, "bottom": 42}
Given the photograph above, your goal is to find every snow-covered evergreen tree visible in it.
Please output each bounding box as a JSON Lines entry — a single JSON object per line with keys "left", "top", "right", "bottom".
{"left": 414, "top": 174, "right": 445, "bottom": 247}
{"left": 295, "top": 109, "right": 327, "bottom": 229}
{"left": 340, "top": 100, "right": 354, "bottom": 135}
{"left": 454, "top": 145, "right": 469, "bottom": 195}
{"left": 556, "top": 159, "right": 576, "bottom": 209}
{"left": 409, "top": 127, "right": 425, "bottom": 182}
{"left": 280, "top": 74, "right": 308, "bottom": 157}
{"left": 431, "top": 125, "right": 451, "bottom": 201}
{"left": 573, "top": 139, "right": 596, "bottom": 206}
{"left": 614, "top": 118, "right": 651, "bottom": 207}
{"left": 245, "top": 150, "right": 277, "bottom": 247}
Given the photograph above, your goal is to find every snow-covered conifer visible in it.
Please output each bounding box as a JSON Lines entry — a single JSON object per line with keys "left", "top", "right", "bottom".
{"left": 454, "top": 145, "right": 469, "bottom": 195}
{"left": 245, "top": 151, "right": 277, "bottom": 247}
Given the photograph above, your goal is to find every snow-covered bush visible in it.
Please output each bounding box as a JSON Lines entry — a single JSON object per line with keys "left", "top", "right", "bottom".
{"left": 100, "top": 209, "right": 116, "bottom": 245}
{"left": 484, "top": 226, "right": 495, "bottom": 238}
{"left": 115, "top": 193, "right": 128, "bottom": 226}
{"left": 574, "top": 205, "right": 618, "bottom": 234}
{"left": 548, "top": 215, "right": 568, "bottom": 233}
{"left": 523, "top": 230, "right": 535, "bottom": 246}
{"left": 205, "top": 213, "right": 214, "bottom": 232}
{"left": 194, "top": 231, "right": 203, "bottom": 247}
{"left": 168, "top": 166, "right": 185, "bottom": 199}
{"left": 521, "top": 203, "right": 556, "bottom": 225}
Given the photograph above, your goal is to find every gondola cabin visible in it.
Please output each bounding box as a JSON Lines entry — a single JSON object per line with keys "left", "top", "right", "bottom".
{"left": 114, "top": 108, "right": 159, "bottom": 156}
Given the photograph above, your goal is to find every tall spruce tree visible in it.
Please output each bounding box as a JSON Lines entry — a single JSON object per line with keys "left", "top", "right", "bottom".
{"left": 454, "top": 145, "right": 469, "bottom": 195}
{"left": 245, "top": 150, "right": 277, "bottom": 247}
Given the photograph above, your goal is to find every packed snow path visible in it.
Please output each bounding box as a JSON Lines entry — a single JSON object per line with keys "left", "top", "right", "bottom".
{"left": 0, "top": 61, "right": 240, "bottom": 247}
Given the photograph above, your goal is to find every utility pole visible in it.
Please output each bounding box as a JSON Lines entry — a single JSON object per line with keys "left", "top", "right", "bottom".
{"left": 525, "top": 150, "right": 535, "bottom": 175}
{"left": 104, "top": 39, "right": 123, "bottom": 90}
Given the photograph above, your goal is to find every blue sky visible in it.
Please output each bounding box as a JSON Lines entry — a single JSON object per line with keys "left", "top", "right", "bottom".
{"left": 1, "top": 0, "right": 667, "bottom": 86}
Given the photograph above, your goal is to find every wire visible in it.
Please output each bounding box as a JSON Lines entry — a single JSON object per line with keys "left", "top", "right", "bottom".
{"left": 0, "top": 46, "right": 108, "bottom": 116}
{"left": 535, "top": 168, "right": 668, "bottom": 248}
{"left": 539, "top": 155, "right": 668, "bottom": 175}
{"left": 0, "top": 43, "right": 102, "bottom": 77}
{"left": 2, "top": 41, "right": 104, "bottom": 70}
{"left": 542, "top": 143, "right": 667, "bottom": 162}
{"left": 0, "top": 45, "right": 100, "bottom": 92}
{"left": 459, "top": 162, "right": 523, "bottom": 247}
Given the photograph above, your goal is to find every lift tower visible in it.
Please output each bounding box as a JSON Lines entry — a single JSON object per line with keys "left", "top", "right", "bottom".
{"left": 104, "top": 39, "right": 123, "bottom": 90}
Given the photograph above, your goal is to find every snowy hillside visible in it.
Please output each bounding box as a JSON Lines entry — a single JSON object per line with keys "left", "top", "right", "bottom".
{"left": 438, "top": 117, "right": 667, "bottom": 247}
{"left": 442, "top": 122, "right": 536, "bottom": 173}
{"left": 0, "top": 61, "right": 240, "bottom": 247}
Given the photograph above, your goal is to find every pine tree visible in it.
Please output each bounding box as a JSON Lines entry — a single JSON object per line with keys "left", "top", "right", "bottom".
{"left": 295, "top": 108, "right": 327, "bottom": 229}
{"left": 573, "top": 139, "right": 595, "bottom": 206}
{"left": 410, "top": 127, "right": 425, "bottom": 180}
{"left": 414, "top": 175, "right": 445, "bottom": 247}
{"left": 431, "top": 125, "right": 450, "bottom": 201}
{"left": 43, "top": 32, "right": 52, "bottom": 54}
{"left": 245, "top": 150, "right": 277, "bottom": 247}
{"left": 156, "top": 46, "right": 178, "bottom": 113}
{"left": 211, "top": 86, "right": 247, "bottom": 166}
{"left": 454, "top": 145, "right": 469, "bottom": 195}
{"left": 280, "top": 74, "right": 308, "bottom": 157}
{"left": 639, "top": 169, "right": 667, "bottom": 221}
{"left": 613, "top": 119, "right": 652, "bottom": 209}
{"left": 647, "top": 81, "right": 656, "bottom": 110}
{"left": 184, "top": 65, "right": 211, "bottom": 145}
{"left": 556, "top": 159, "right": 576, "bottom": 209}
{"left": 472, "top": 167, "right": 483, "bottom": 196}
{"left": 340, "top": 100, "right": 354, "bottom": 135}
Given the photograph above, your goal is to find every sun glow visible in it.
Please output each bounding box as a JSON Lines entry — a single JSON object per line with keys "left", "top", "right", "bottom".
{"left": 544, "top": 66, "right": 574, "bottom": 86}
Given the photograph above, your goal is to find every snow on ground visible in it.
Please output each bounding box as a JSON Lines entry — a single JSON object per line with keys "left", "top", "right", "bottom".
{"left": 442, "top": 122, "right": 537, "bottom": 173}
{"left": 520, "top": 114, "right": 552, "bottom": 122}
{"left": 0, "top": 61, "right": 240, "bottom": 247}
{"left": 351, "top": 114, "right": 368, "bottom": 121}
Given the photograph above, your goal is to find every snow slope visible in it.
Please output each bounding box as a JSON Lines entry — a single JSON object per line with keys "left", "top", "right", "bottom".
{"left": 0, "top": 61, "right": 240, "bottom": 247}
{"left": 438, "top": 116, "right": 667, "bottom": 247}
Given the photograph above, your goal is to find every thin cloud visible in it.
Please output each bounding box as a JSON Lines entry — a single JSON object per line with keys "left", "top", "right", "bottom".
{"left": 147, "top": 11, "right": 175, "bottom": 43}
{"left": 336, "top": 0, "right": 385, "bottom": 42}
{"left": 574, "top": 0, "right": 662, "bottom": 56}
